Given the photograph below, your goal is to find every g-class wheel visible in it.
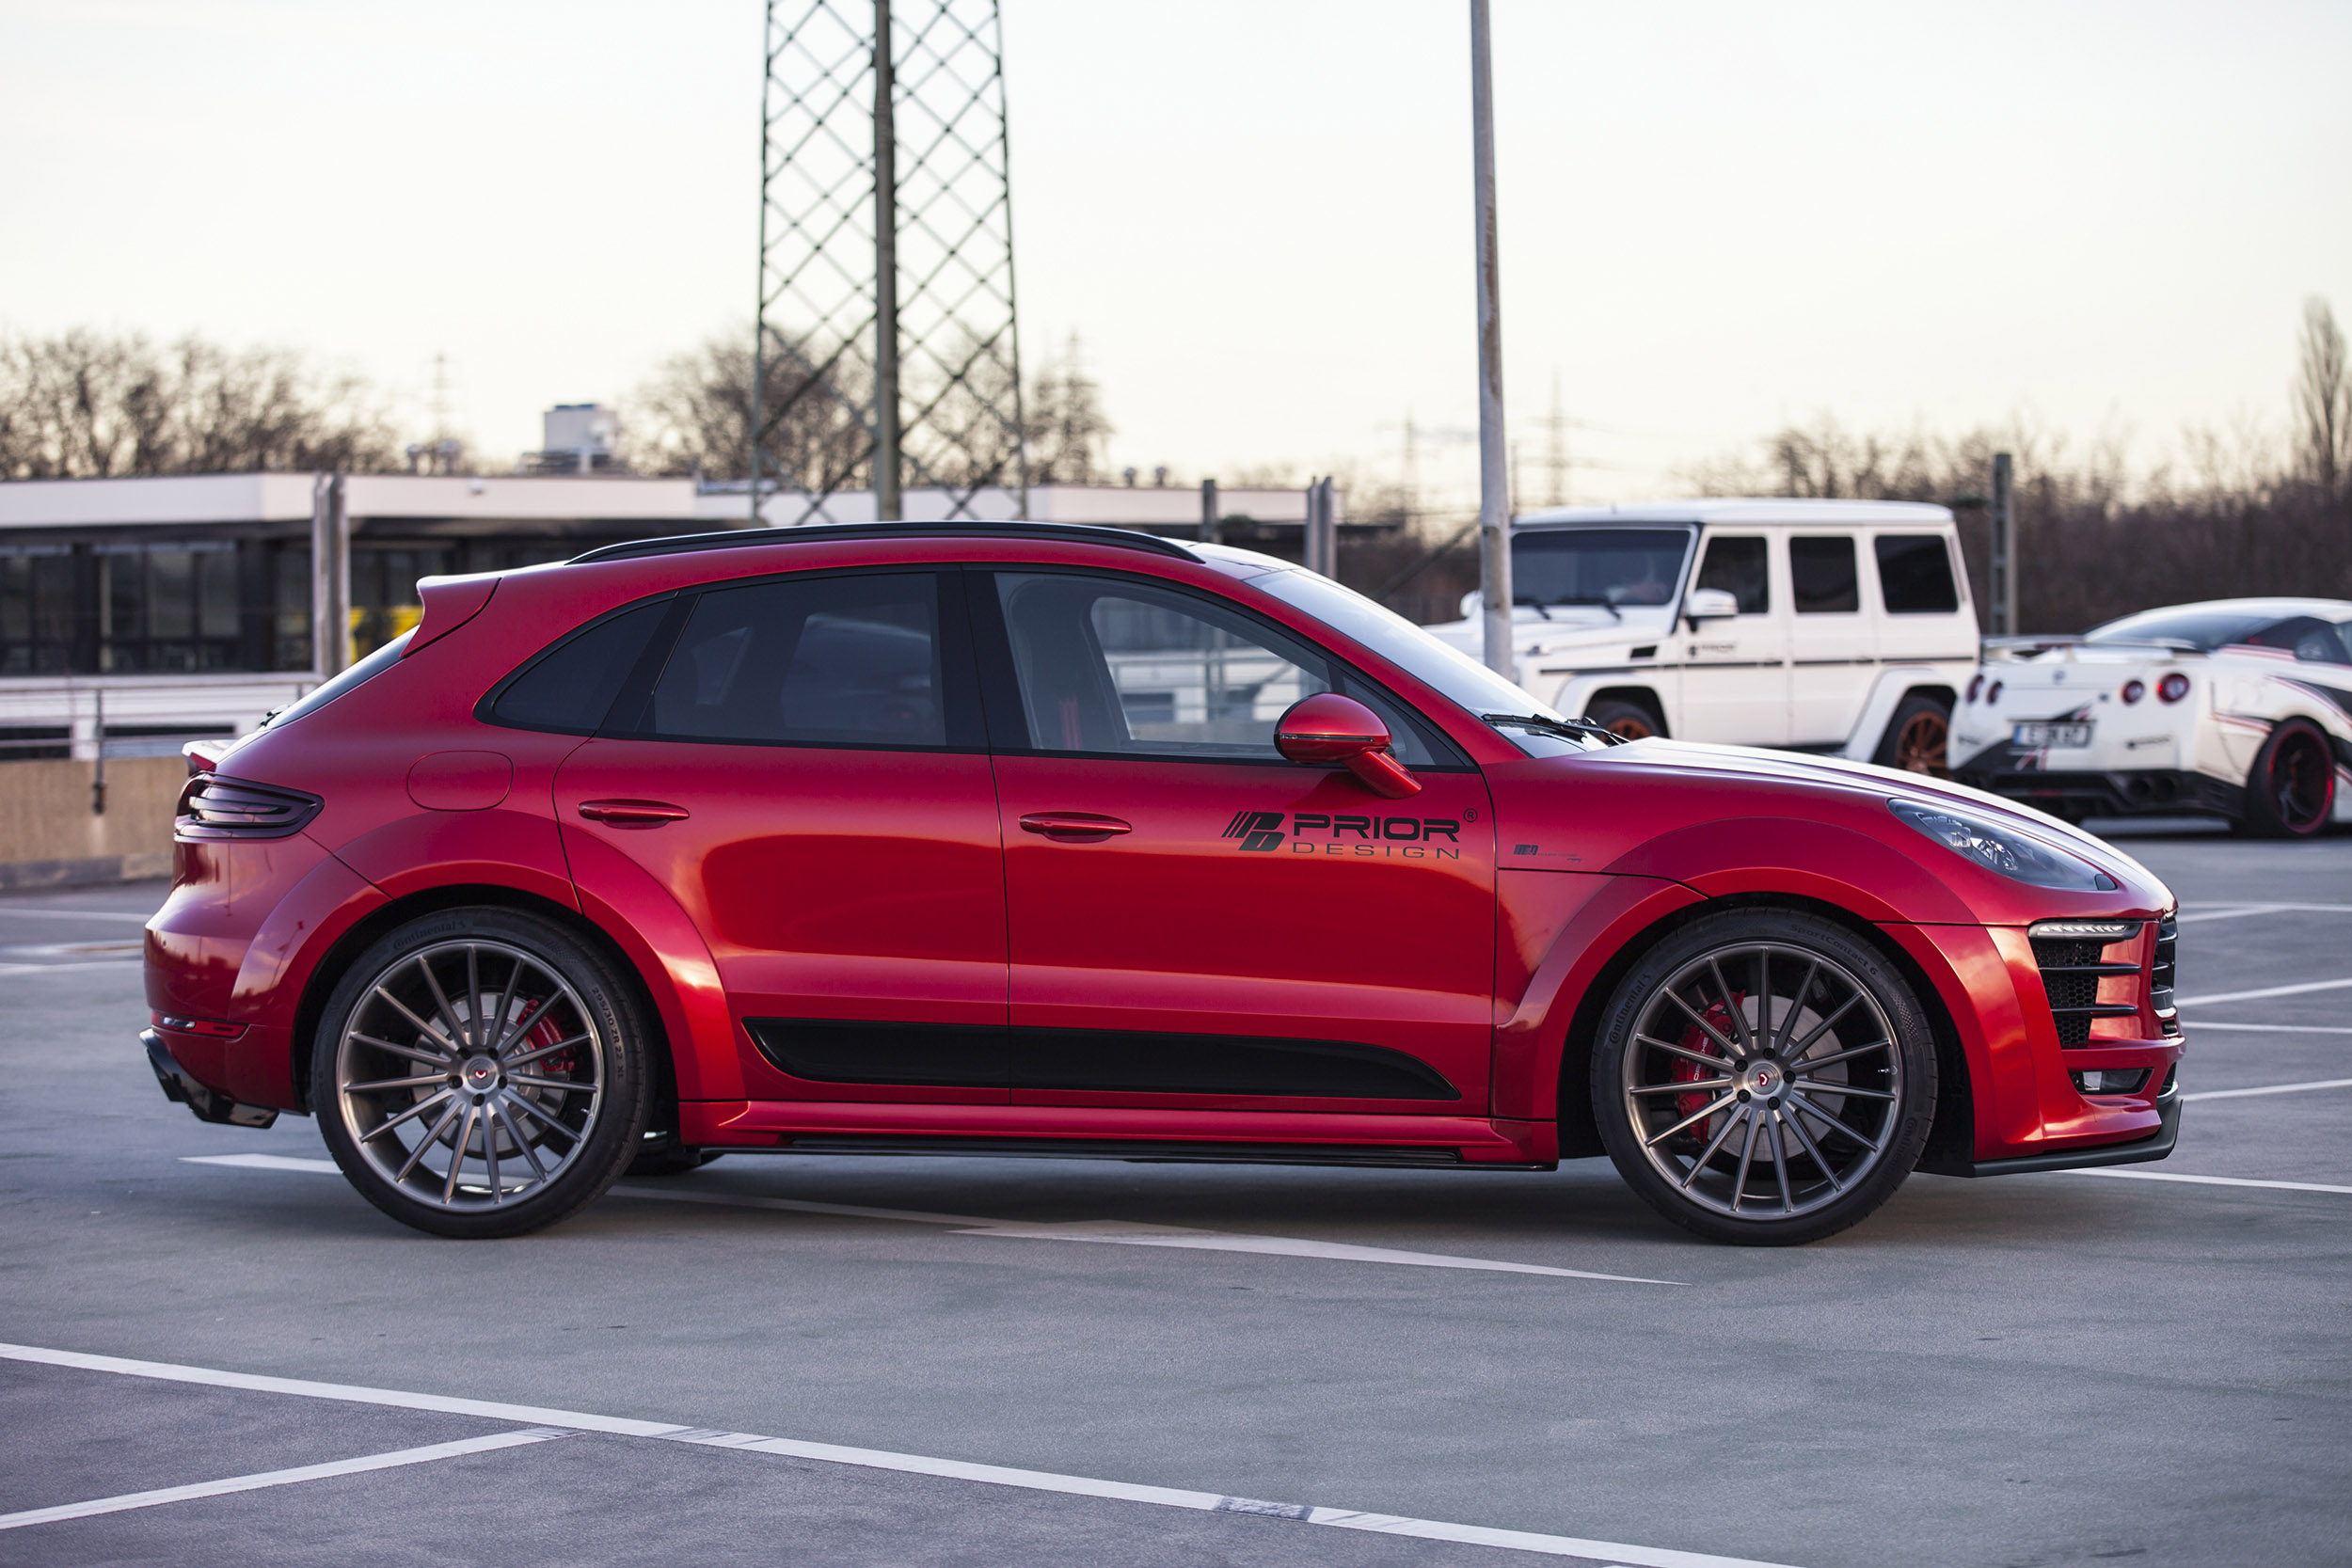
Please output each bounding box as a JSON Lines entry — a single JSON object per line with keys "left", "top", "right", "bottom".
{"left": 1585, "top": 698, "right": 1663, "bottom": 741}
{"left": 2235, "top": 719, "right": 2335, "bottom": 838}
{"left": 1874, "top": 693, "right": 1951, "bottom": 776}
{"left": 1592, "top": 910, "right": 1937, "bottom": 1245}
{"left": 313, "top": 907, "right": 653, "bottom": 1239}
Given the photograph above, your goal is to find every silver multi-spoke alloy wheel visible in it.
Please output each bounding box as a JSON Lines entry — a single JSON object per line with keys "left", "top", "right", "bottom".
{"left": 1594, "top": 911, "right": 1936, "bottom": 1244}
{"left": 336, "top": 939, "right": 604, "bottom": 1212}
{"left": 315, "top": 909, "right": 651, "bottom": 1238}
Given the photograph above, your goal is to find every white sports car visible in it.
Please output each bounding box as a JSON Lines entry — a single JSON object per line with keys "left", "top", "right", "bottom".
{"left": 1950, "top": 597, "right": 2352, "bottom": 838}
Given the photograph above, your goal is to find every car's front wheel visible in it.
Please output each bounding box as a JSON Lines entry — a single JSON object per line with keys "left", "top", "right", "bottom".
{"left": 1591, "top": 910, "right": 1937, "bottom": 1245}
{"left": 314, "top": 907, "right": 654, "bottom": 1239}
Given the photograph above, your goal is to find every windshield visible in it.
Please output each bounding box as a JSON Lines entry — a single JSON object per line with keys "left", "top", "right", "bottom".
{"left": 1511, "top": 527, "right": 1692, "bottom": 610}
{"left": 2086, "top": 608, "right": 2278, "bottom": 651}
{"left": 1253, "top": 569, "right": 1580, "bottom": 754}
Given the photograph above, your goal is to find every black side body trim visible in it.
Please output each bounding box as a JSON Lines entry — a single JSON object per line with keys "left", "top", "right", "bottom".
{"left": 571, "top": 522, "right": 1198, "bottom": 565}
{"left": 771, "top": 1137, "right": 1505, "bottom": 1167}
{"left": 744, "top": 1019, "right": 1459, "bottom": 1101}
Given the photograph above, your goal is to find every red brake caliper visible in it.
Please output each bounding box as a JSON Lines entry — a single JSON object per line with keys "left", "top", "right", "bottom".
{"left": 1672, "top": 998, "right": 1740, "bottom": 1127}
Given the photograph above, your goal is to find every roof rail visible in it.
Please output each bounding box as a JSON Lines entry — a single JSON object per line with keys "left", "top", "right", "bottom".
{"left": 570, "top": 521, "right": 1199, "bottom": 566}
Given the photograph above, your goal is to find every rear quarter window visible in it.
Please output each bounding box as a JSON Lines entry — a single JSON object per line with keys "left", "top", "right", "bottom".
{"left": 1873, "top": 534, "right": 1960, "bottom": 613}
{"left": 483, "top": 597, "right": 673, "bottom": 735}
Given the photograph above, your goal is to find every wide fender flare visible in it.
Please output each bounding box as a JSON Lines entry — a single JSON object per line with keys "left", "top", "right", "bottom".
{"left": 1877, "top": 921, "right": 2042, "bottom": 1153}
{"left": 333, "top": 809, "right": 576, "bottom": 910}
{"left": 1491, "top": 872, "right": 1703, "bottom": 1121}
{"left": 224, "top": 847, "right": 388, "bottom": 1109}
{"left": 1839, "top": 667, "right": 1961, "bottom": 760}
{"left": 1600, "top": 816, "right": 1979, "bottom": 926}
{"left": 560, "top": 828, "right": 741, "bottom": 1103}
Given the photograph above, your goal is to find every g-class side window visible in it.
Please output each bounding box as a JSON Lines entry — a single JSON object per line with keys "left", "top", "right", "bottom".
{"left": 1694, "top": 536, "right": 1769, "bottom": 614}
{"left": 1873, "top": 534, "right": 1960, "bottom": 614}
{"left": 1790, "top": 536, "right": 1860, "bottom": 614}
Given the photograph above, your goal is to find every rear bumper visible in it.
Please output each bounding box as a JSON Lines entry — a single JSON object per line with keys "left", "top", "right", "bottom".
{"left": 1951, "top": 757, "right": 2241, "bottom": 819}
{"left": 142, "top": 1028, "right": 278, "bottom": 1129}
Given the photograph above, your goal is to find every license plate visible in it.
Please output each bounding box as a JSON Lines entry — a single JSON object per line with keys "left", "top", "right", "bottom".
{"left": 2013, "top": 721, "right": 2092, "bottom": 749}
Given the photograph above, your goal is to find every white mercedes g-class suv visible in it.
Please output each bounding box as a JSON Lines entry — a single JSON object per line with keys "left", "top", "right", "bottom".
{"left": 1428, "top": 499, "right": 1979, "bottom": 771}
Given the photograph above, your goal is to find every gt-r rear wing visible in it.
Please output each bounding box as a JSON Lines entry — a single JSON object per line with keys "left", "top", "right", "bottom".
{"left": 1978, "top": 634, "right": 2199, "bottom": 662}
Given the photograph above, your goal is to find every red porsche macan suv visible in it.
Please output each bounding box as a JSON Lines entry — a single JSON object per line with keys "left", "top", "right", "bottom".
{"left": 144, "top": 523, "right": 2185, "bottom": 1243}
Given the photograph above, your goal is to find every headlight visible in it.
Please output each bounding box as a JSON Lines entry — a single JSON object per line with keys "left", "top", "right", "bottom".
{"left": 1888, "top": 799, "right": 2118, "bottom": 891}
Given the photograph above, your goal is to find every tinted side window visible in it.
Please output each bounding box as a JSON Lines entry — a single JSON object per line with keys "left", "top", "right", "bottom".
{"left": 990, "top": 572, "right": 1449, "bottom": 766}
{"left": 1873, "top": 534, "right": 1959, "bottom": 613}
{"left": 1790, "top": 536, "right": 1859, "bottom": 614}
{"left": 1694, "top": 535, "right": 1769, "bottom": 614}
{"left": 638, "top": 572, "right": 957, "bottom": 748}
{"left": 487, "top": 599, "right": 670, "bottom": 734}
{"left": 2243, "top": 615, "right": 2352, "bottom": 665}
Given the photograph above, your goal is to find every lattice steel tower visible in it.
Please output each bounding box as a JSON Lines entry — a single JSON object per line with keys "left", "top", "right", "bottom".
{"left": 754, "top": 0, "right": 1027, "bottom": 524}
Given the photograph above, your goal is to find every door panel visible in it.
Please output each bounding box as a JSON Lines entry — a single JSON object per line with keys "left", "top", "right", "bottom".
{"left": 554, "top": 566, "right": 1008, "bottom": 1103}
{"left": 997, "top": 756, "right": 1495, "bottom": 1108}
{"left": 976, "top": 566, "right": 1496, "bottom": 1113}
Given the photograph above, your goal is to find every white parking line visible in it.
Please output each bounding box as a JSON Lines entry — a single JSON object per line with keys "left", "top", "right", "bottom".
{"left": 0, "top": 1428, "right": 570, "bottom": 1532}
{"left": 2182, "top": 1078, "right": 2352, "bottom": 1102}
{"left": 2187, "top": 1022, "right": 2352, "bottom": 1035}
{"left": 2066, "top": 1169, "right": 2352, "bottom": 1196}
{"left": 181, "top": 1155, "right": 1681, "bottom": 1286}
{"left": 0, "top": 907, "right": 151, "bottom": 922}
{"left": 0, "top": 959, "right": 143, "bottom": 974}
{"left": 0, "top": 1342, "right": 1805, "bottom": 1568}
{"left": 2174, "top": 976, "right": 2352, "bottom": 1006}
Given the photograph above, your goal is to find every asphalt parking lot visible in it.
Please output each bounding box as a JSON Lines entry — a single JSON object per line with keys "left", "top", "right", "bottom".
{"left": 2, "top": 823, "right": 2346, "bottom": 1568}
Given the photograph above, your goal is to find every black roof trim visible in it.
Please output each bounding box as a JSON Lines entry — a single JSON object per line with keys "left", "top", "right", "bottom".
{"left": 570, "top": 521, "right": 1199, "bottom": 566}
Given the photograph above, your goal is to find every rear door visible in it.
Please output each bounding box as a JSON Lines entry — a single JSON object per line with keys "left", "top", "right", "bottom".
{"left": 1788, "top": 533, "right": 1878, "bottom": 745}
{"left": 975, "top": 567, "right": 1496, "bottom": 1114}
{"left": 553, "top": 566, "right": 1009, "bottom": 1103}
{"left": 1678, "top": 531, "right": 1789, "bottom": 744}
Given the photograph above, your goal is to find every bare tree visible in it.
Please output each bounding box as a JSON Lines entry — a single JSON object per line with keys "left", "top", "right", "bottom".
{"left": 2295, "top": 296, "right": 2349, "bottom": 497}
{"left": 0, "top": 329, "right": 395, "bottom": 479}
{"left": 1023, "top": 333, "right": 1113, "bottom": 484}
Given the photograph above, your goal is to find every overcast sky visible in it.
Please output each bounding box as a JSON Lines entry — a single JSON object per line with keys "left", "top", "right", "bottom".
{"left": 4, "top": 0, "right": 2346, "bottom": 508}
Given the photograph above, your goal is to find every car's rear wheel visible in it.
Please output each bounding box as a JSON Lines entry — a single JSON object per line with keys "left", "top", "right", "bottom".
{"left": 1874, "top": 694, "right": 1951, "bottom": 776}
{"left": 1591, "top": 910, "right": 1937, "bottom": 1245}
{"left": 1585, "top": 698, "right": 1664, "bottom": 741}
{"left": 314, "top": 907, "right": 653, "bottom": 1239}
{"left": 2235, "top": 719, "right": 2335, "bottom": 838}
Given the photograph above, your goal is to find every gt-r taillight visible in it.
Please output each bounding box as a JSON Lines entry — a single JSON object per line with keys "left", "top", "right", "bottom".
{"left": 2157, "top": 673, "right": 2190, "bottom": 704}
{"left": 1965, "top": 674, "right": 1984, "bottom": 703}
{"left": 175, "top": 774, "right": 323, "bottom": 840}
{"left": 2121, "top": 679, "right": 2145, "bottom": 704}
{"left": 1987, "top": 680, "right": 2004, "bottom": 705}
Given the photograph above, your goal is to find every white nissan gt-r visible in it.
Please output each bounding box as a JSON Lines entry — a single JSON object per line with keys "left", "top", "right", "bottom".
{"left": 1950, "top": 597, "right": 2352, "bottom": 838}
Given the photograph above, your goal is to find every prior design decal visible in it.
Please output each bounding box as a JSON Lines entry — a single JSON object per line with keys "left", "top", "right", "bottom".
{"left": 1221, "top": 810, "right": 1464, "bottom": 859}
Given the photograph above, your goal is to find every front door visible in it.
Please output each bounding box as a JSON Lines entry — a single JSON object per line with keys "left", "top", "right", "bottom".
{"left": 975, "top": 568, "right": 1496, "bottom": 1113}
{"left": 1679, "top": 532, "right": 1789, "bottom": 744}
{"left": 554, "top": 566, "right": 1009, "bottom": 1103}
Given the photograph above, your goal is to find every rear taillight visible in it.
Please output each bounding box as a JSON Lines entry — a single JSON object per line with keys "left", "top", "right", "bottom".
{"left": 175, "top": 774, "right": 323, "bottom": 840}
{"left": 2157, "top": 673, "right": 2190, "bottom": 704}
{"left": 1987, "top": 679, "right": 2004, "bottom": 704}
{"left": 2121, "top": 679, "right": 2145, "bottom": 704}
{"left": 1965, "top": 674, "right": 1984, "bottom": 703}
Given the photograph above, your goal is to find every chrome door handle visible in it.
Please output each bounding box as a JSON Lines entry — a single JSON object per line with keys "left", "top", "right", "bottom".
{"left": 1018, "top": 812, "right": 1132, "bottom": 841}
{"left": 577, "top": 799, "right": 690, "bottom": 827}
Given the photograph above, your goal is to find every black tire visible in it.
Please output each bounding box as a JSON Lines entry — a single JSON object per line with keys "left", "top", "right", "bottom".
{"left": 1872, "top": 693, "right": 1951, "bottom": 776}
{"left": 2235, "top": 719, "right": 2336, "bottom": 838}
{"left": 1590, "top": 909, "right": 1937, "bottom": 1245}
{"left": 1585, "top": 698, "right": 1665, "bottom": 741}
{"left": 313, "top": 906, "right": 654, "bottom": 1239}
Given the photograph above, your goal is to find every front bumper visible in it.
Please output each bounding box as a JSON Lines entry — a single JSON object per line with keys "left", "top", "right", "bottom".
{"left": 1956, "top": 1083, "right": 2180, "bottom": 1177}
{"left": 143, "top": 1028, "right": 278, "bottom": 1129}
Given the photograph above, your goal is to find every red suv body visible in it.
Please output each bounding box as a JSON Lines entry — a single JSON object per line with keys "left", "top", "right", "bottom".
{"left": 144, "top": 524, "right": 2184, "bottom": 1243}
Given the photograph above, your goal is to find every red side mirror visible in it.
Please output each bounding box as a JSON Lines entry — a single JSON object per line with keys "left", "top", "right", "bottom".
{"left": 1274, "top": 693, "right": 1423, "bottom": 800}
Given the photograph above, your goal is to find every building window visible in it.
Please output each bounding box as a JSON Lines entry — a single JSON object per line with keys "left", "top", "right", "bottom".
{"left": 0, "top": 546, "right": 75, "bottom": 674}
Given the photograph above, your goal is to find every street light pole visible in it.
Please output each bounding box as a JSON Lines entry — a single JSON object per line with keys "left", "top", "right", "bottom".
{"left": 1469, "top": 0, "right": 1515, "bottom": 683}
